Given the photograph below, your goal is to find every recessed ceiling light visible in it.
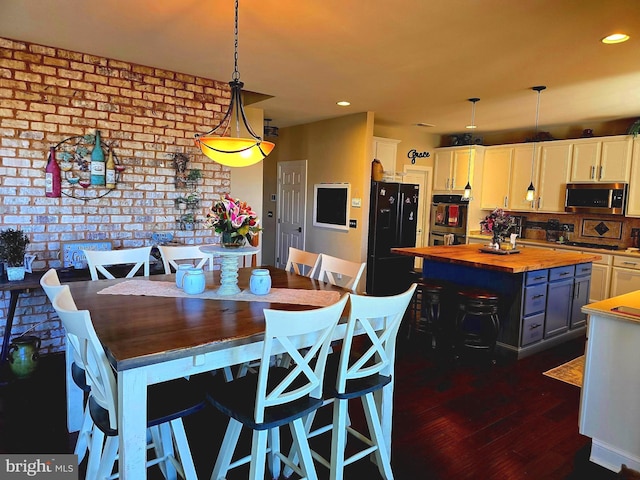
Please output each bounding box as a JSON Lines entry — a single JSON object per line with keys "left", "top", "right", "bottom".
{"left": 416, "top": 123, "right": 434, "bottom": 128}
{"left": 602, "top": 33, "right": 630, "bottom": 44}
{"left": 465, "top": 125, "right": 477, "bottom": 129}
{"left": 337, "top": 101, "right": 351, "bottom": 107}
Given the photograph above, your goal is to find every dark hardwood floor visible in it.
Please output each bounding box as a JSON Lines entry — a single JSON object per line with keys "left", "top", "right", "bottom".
{"left": 0, "top": 331, "right": 624, "bottom": 479}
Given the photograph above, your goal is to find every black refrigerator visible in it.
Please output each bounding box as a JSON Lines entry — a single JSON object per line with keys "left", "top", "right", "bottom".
{"left": 366, "top": 181, "right": 419, "bottom": 296}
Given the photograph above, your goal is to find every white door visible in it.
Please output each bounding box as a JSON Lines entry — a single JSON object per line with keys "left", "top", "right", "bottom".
{"left": 276, "top": 160, "right": 307, "bottom": 269}
{"left": 403, "top": 165, "right": 432, "bottom": 269}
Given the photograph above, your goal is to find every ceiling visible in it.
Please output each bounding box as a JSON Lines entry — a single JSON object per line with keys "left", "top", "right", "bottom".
{"left": 2, "top": 0, "right": 640, "bottom": 136}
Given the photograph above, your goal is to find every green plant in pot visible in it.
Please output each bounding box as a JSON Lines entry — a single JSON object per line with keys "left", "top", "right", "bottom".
{"left": 627, "top": 118, "right": 640, "bottom": 137}
{"left": 0, "top": 228, "right": 30, "bottom": 281}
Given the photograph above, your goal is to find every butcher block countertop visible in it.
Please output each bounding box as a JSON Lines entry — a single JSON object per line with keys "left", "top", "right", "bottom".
{"left": 391, "top": 244, "right": 602, "bottom": 274}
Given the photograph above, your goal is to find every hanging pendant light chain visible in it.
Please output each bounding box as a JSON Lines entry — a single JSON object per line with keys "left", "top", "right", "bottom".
{"left": 232, "top": 0, "right": 240, "bottom": 82}
{"left": 530, "top": 86, "right": 545, "bottom": 183}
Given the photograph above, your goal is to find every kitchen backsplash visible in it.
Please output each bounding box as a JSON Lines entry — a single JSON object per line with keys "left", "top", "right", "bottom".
{"left": 477, "top": 211, "right": 640, "bottom": 250}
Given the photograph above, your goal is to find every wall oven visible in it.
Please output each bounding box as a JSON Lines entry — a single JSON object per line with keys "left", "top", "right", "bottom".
{"left": 428, "top": 194, "right": 468, "bottom": 246}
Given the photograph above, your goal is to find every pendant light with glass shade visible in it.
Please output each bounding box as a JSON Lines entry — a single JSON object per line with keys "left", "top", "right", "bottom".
{"left": 526, "top": 86, "right": 546, "bottom": 202}
{"left": 194, "top": 0, "right": 275, "bottom": 167}
{"left": 463, "top": 97, "right": 480, "bottom": 199}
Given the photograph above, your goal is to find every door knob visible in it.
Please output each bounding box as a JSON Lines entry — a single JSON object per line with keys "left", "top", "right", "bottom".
{"left": 297, "top": 227, "right": 302, "bottom": 233}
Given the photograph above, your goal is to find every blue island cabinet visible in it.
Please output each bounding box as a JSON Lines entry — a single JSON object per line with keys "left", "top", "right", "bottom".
{"left": 422, "top": 260, "right": 592, "bottom": 359}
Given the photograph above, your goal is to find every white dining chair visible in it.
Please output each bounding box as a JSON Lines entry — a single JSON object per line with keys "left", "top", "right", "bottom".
{"left": 52, "top": 286, "right": 205, "bottom": 480}
{"left": 284, "top": 247, "right": 320, "bottom": 277}
{"left": 40, "top": 269, "right": 94, "bottom": 464}
{"left": 286, "top": 284, "right": 417, "bottom": 479}
{"left": 158, "top": 244, "right": 217, "bottom": 274}
{"left": 205, "top": 294, "right": 349, "bottom": 480}
{"left": 310, "top": 253, "right": 366, "bottom": 292}
{"left": 84, "top": 246, "right": 152, "bottom": 280}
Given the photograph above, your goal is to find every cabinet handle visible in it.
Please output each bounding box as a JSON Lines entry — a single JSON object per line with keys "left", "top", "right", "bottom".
{"left": 532, "top": 294, "right": 545, "bottom": 299}
{"left": 446, "top": 178, "right": 450, "bottom": 189}
{"left": 537, "top": 197, "right": 541, "bottom": 209}
{"left": 451, "top": 177, "right": 455, "bottom": 189}
{"left": 559, "top": 272, "right": 571, "bottom": 276}
{"left": 622, "top": 261, "right": 638, "bottom": 266}
{"left": 530, "top": 323, "right": 541, "bottom": 329}
{"left": 533, "top": 276, "right": 545, "bottom": 281}
{"left": 590, "top": 165, "right": 595, "bottom": 179}
{"left": 504, "top": 196, "right": 507, "bottom": 208}
{"left": 599, "top": 165, "right": 603, "bottom": 180}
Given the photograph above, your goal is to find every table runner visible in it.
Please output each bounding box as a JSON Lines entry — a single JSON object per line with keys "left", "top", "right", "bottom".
{"left": 97, "top": 279, "right": 341, "bottom": 307}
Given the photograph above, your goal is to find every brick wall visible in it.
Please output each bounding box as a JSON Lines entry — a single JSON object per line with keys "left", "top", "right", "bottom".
{"left": 0, "top": 37, "right": 231, "bottom": 355}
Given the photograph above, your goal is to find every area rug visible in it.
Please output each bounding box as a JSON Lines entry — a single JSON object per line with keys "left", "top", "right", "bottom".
{"left": 543, "top": 355, "right": 584, "bottom": 387}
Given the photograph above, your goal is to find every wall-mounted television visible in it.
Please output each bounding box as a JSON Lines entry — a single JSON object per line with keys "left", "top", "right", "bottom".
{"left": 313, "top": 183, "right": 350, "bottom": 231}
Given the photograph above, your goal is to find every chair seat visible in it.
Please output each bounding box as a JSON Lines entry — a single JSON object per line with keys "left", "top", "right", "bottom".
{"left": 322, "top": 355, "right": 391, "bottom": 400}
{"left": 457, "top": 287, "right": 499, "bottom": 301}
{"left": 71, "top": 362, "right": 91, "bottom": 393}
{"left": 89, "top": 377, "right": 206, "bottom": 436}
{"left": 205, "top": 367, "right": 323, "bottom": 431}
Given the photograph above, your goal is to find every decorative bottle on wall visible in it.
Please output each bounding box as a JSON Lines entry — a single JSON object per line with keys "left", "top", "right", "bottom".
{"left": 90, "top": 130, "right": 105, "bottom": 186}
{"left": 45, "top": 146, "right": 61, "bottom": 198}
{"left": 105, "top": 148, "right": 116, "bottom": 188}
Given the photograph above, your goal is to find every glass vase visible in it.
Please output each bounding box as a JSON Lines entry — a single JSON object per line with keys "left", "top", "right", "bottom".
{"left": 221, "top": 231, "right": 246, "bottom": 248}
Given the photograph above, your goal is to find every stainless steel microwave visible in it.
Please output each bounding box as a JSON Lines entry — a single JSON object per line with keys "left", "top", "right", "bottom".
{"left": 565, "top": 183, "right": 627, "bottom": 215}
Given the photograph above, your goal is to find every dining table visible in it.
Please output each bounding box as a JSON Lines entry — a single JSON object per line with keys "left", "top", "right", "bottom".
{"left": 65, "top": 265, "right": 397, "bottom": 479}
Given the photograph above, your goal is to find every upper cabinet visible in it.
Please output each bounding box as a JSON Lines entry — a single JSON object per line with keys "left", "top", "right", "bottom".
{"left": 434, "top": 146, "right": 483, "bottom": 192}
{"left": 569, "top": 136, "right": 632, "bottom": 183}
{"left": 372, "top": 136, "right": 401, "bottom": 180}
{"left": 626, "top": 137, "right": 640, "bottom": 217}
{"left": 508, "top": 141, "right": 572, "bottom": 213}
{"left": 480, "top": 146, "right": 513, "bottom": 210}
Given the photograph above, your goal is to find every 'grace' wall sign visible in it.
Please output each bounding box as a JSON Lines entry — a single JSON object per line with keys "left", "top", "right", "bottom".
{"left": 407, "top": 149, "right": 430, "bottom": 164}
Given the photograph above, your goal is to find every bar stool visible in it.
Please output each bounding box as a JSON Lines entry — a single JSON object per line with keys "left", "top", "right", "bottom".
{"left": 454, "top": 287, "right": 500, "bottom": 362}
{"left": 409, "top": 278, "right": 446, "bottom": 349}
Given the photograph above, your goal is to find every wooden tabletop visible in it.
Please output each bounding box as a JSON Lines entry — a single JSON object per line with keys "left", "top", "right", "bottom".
{"left": 67, "top": 266, "right": 346, "bottom": 370}
{"left": 391, "top": 244, "right": 602, "bottom": 273}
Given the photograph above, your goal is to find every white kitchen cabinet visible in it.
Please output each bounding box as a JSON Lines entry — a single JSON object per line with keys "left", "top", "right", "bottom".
{"left": 569, "top": 136, "right": 632, "bottom": 183}
{"left": 625, "top": 137, "right": 640, "bottom": 217}
{"left": 506, "top": 144, "right": 536, "bottom": 211}
{"left": 480, "top": 146, "right": 513, "bottom": 209}
{"left": 509, "top": 141, "right": 571, "bottom": 213}
{"left": 589, "top": 255, "right": 611, "bottom": 303}
{"left": 610, "top": 255, "right": 640, "bottom": 297}
{"left": 372, "top": 136, "right": 401, "bottom": 180}
{"left": 433, "top": 146, "right": 483, "bottom": 192}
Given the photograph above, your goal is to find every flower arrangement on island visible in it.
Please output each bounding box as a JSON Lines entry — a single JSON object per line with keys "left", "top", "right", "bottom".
{"left": 204, "top": 194, "right": 261, "bottom": 247}
{"left": 480, "top": 208, "right": 515, "bottom": 244}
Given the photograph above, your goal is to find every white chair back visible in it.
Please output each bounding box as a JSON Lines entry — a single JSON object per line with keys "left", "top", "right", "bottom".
{"left": 84, "top": 246, "right": 151, "bottom": 280}
{"left": 158, "top": 244, "right": 216, "bottom": 274}
{"left": 310, "top": 254, "right": 366, "bottom": 292}
{"left": 40, "top": 267, "right": 64, "bottom": 303}
{"left": 53, "top": 287, "right": 118, "bottom": 430}
{"left": 254, "top": 294, "right": 348, "bottom": 424}
{"left": 284, "top": 247, "right": 320, "bottom": 277}
{"left": 41, "top": 268, "right": 82, "bottom": 363}
{"left": 337, "top": 284, "right": 416, "bottom": 392}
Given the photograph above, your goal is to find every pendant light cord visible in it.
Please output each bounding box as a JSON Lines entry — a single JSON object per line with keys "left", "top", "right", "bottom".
{"left": 530, "top": 86, "right": 545, "bottom": 183}
{"left": 467, "top": 98, "right": 479, "bottom": 185}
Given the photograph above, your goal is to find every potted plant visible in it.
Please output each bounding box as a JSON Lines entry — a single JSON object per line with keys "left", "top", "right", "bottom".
{"left": 0, "top": 228, "right": 30, "bottom": 281}
{"left": 186, "top": 168, "right": 202, "bottom": 183}
{"left": 627, "top": 118, "right": 640, "bottom": 137}
{"left": 179, "top": 213, "right": 196, "bottom": 231}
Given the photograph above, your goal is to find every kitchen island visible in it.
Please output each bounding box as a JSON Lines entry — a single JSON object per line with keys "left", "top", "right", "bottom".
{"left": 579, "top": 292, "right": 640, "bottom": 473}
{"left": 392, "top": 244, "right": 602, "bottom": 358}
